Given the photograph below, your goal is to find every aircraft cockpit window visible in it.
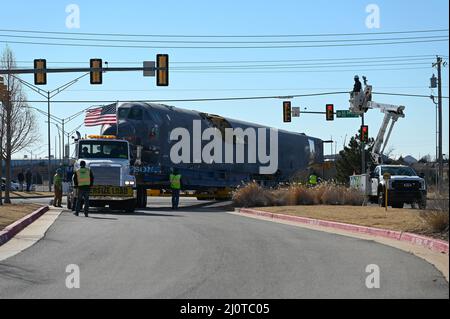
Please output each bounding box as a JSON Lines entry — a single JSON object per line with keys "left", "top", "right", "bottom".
{"left": 118, "top": 108, "right": 129, "bottom": 120}
{"left": 128, "top": 108, "right": 143, "bottom": 120}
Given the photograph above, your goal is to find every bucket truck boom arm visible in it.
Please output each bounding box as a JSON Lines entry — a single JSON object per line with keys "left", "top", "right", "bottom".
{"left": 349, "top": 76, "right": 406, "bottom": 164}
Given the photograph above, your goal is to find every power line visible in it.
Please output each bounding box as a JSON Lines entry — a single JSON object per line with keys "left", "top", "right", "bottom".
{"left": 0, "top": 33, "right": 447, "bottom": 44}
{"left": 170, "top": 67, "right": 431, "bottom": 73}
{"left": 12, "top": 90, "right": 449, "bottom": 104}
{"left": 48, "top": 86, "right": 450, "bottom": 93}
{"left": 15, "top": 54, "right": 444, "bottom": 66}
{"left": 374, "top": 92, "right": 449, "bottom": 99}
{"left": 14, "top": 91, "right": 349, "bottom": 103}
{"left": 0, "top": 28, "right": 447, "bottom": 38}
{"left": 1, "top": 38, "right": 447, "bottom": 49}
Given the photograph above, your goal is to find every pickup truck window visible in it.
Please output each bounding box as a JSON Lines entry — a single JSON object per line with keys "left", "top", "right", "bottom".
{"left": 381, "top": 166, "right": 416, "bottom": 176}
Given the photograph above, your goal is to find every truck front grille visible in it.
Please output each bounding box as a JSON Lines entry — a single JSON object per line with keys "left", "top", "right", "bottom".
{"left": 90, "top": 166, "right": 121, "bottom": 186}
{"left": 392, "top": 181, "right": 420, "bottom": 191}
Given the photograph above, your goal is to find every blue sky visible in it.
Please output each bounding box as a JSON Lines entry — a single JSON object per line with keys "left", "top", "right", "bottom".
{"left": 1, "top": 0, "right": 448, "bottom": 160}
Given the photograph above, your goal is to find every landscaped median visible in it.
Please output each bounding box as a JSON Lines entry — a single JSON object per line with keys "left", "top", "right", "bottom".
{"left": 238, "top": 206, "right": 449, "bottom": 255}
{"left": 10, "top": 191, "right": 54, "bottom": 199}
{"left": 0, "top": 204, "right": 49, "bottom": 246}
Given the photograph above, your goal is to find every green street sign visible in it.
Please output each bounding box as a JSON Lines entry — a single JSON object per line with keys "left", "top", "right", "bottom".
{"left": 336, "top": 110, "right": 360, "bottom": 118}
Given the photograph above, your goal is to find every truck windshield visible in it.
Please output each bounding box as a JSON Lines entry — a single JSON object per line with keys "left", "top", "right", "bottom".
{"left": 79, "top": 141, "right": 129, "bottom": 159}
{"left": 381, "top": 166, "right": 416, "bottom": 176}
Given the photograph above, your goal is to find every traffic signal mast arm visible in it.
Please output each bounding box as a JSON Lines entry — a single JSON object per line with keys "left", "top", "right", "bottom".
{"left": 349, "top": 77, "right": 405, "bottom": 164}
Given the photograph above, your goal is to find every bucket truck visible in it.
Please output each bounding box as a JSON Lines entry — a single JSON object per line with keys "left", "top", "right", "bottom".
{"left": 349, "top": 77, "right": 427, "bottom": 209}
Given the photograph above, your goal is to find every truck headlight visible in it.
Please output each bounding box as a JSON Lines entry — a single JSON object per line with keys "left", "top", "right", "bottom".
{"left": 125, "top": 180, "right": 135, "bottom": 186}
{"left": 420, "top": 180, "right": 426, "bottom": 190}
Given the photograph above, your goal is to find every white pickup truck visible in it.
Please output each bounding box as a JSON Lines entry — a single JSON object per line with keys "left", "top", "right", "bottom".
{"left": 350, "top": 165, "right": 427, "bottom": 209}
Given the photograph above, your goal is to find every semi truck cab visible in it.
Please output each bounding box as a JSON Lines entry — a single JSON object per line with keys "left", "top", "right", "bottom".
{"left": 67, "top": 135, "right": 137, "bottom": 213}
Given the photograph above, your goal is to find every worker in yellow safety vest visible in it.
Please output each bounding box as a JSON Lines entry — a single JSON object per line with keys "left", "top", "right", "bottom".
{"left": 53, "top": 169, "right": 63, "bottom": 208}
{"left": 73, "top": 161, "right": 94, "bottom": 217}
{"left": 169, "top": 168, "right": 182, "bottom": 210}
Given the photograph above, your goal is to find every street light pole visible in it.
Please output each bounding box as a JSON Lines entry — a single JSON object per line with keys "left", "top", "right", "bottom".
{"left": 10, "top": 73, "right": 89, "bottom": 191}
{"left": 47, "top": 91, "right": 51, "bottom": 191}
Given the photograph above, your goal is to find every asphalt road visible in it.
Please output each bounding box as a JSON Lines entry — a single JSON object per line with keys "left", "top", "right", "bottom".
{"left": 0, "top": 197, "right": 448, "bottom": 299}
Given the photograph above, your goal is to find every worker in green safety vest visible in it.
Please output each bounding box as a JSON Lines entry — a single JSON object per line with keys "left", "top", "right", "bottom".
{"left": 308, "top": 172, "right": 318, "bottom": 187}
{"left": 53, "top": 169, "right": 63, "bottom": 208}
{"left": 73, "top": 161, "right": 94, "bottom": 217}
{"left": 169, "top": 168, "right": 182, "bottom": 210}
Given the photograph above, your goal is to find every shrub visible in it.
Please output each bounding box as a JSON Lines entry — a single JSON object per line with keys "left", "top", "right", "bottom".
{"left": 420, "top": 193, "right": 449, "bottom": 233}
{"left": 232, "top": 182, "right": 272, "bottom": 207}
{"left": 232, "top": 181, "right": 365, "bottom": 207}
{"left": 420, "top": 210, "right": 449, "bottom": 233}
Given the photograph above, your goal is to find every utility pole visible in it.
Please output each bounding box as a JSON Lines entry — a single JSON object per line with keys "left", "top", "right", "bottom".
{"left": 433, "top": 56, "right": 445, "bottom": 193}
{"left": 47, "top": 91, "right": 51, "bottom": 192}
{"left": 361, "top": 113, "right": 365, "bottom": 175}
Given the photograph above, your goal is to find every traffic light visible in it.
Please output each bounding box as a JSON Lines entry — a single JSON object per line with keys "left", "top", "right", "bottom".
{"left": 283, "top": 101, "right": 292, "bottom": 123}
{"left": 360, "top": 125, "right": 369, "bottom": 143}
{"left": 34, "top": 59, "right": 47, "bottom": 85}
{"left": 326, "top": 104, "right": 334, "bottom": 121}
{"left": 90, "top": 59, "right": 103, "bottom": 85}
{"left": 156, "top": 54, "right": 169, "bottom": 86}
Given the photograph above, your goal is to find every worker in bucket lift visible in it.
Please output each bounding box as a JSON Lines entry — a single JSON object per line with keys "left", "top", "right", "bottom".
{"left": 353, "top": 75, "right": 362, "bottom": 95}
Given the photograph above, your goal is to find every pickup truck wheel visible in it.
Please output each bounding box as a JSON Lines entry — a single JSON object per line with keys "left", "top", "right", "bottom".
{"left": 392, "top": 202, "right": 404, "bottom": 209}
{"left": 418, "top": 200, "right": 427, "bottom": 210}
{"left": 378, "top": 191, "right": 386, "bottom": 207}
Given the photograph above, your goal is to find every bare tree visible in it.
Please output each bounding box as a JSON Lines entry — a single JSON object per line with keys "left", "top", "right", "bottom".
{"left": 0, "top": 47, "right": 39, "bottom": 203}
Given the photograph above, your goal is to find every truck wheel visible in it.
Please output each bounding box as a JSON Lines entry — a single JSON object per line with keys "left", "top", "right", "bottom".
{"left": 418, "top": 200, "right": 427, "bottom": 210}
{"left": 378, "top": 191, "right": 386, "bottom": 207}
{"left": 392, "top": 202, "right": 404, "bottom": 209}
{"left": 124, "top": 200, "right": 136, "bottom": 214}
{"left": 138, "top": 187, "right": 147, "bottom": 208}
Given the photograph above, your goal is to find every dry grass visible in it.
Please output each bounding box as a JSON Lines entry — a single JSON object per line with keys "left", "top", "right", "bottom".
{"left": 0, "top": 204, "right": 42, "bottom": 230}
{"left": 232, "top": 183, "right": 273, "bottom": 208}
{"left": 263, "top": 205, "right": 427, "bottom": 233}
{"left": 419, "top": 192, "right": 449, "bottom": 236}
{"left": 232, "top": 182, "right": 365, "bottom": 208}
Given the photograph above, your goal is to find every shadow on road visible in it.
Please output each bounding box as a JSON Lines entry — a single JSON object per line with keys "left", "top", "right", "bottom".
{"left": 59, "top": 199, "right": 234, "bottom": 218}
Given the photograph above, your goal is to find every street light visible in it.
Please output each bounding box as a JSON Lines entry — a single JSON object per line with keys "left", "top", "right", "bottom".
{"left": 11, "top": 72, "right": 90, "bottom": 191}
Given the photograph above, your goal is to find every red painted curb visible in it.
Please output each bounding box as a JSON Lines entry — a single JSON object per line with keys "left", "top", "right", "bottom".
{"left": 0, "top": 206, "right": 50, "bottom": 247}
{"left": 239, "top": 208, "right": 449, "bottom": 255}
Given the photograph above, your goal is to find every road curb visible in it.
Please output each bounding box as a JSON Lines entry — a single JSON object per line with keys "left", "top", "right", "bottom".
{"left": 239, "top": 208, "right": 449, "bottom": 255}
{"left": 10, "top": 196, "right": 53, "bottom": 200}
{"left": 0, "top": 206, "right": 50, "bottom": 246}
